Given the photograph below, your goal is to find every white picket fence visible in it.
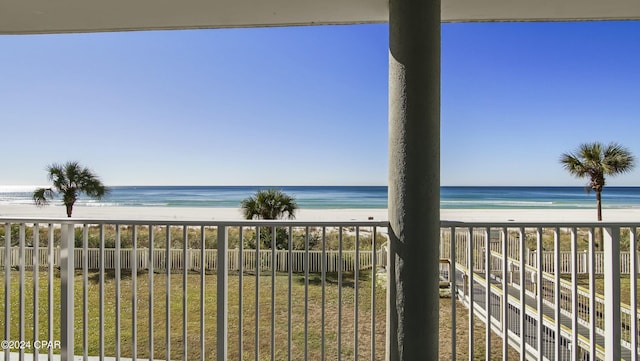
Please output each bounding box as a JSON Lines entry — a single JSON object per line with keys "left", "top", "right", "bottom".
{"left": 4, "top": 246, "right": 636, "bottom": 274}
{"left": 0, "top": 246, "right": 387, "bottom": 273}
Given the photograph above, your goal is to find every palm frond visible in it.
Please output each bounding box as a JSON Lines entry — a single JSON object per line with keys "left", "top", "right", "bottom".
{"left": 560, "top": 152, "right": 588, "bottom": 177}
{"left": 602, "top": 143, "right": 635, "bottom": 175}
{"left": 241, "top": 197, "right": 259, "bottom": 220}
{"left": 32, "top": 187, "right": 55, "bottom": 206}
{"left": 240, "top": 188, "right": 298, "bottom": 220}
{"left": 48, "top": 163, "right": 68, "bottom": 191}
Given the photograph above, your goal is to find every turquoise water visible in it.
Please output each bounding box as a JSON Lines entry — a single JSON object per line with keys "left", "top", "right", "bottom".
{"left": 440, "top": 186, "right": 640, "bottom": 209}
{"left": 1, "top": 185, "right": 640, "bottom": 209}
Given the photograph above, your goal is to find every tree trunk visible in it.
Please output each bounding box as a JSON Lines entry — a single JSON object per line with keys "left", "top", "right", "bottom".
{"left": 66, "top": 203, "right": 73, "bottom": 217}
{"left": 596, "top": 191, "right": 602, "bottom": 221}
{"left": 596, "top": 191, "right": 603, "bottom": 250}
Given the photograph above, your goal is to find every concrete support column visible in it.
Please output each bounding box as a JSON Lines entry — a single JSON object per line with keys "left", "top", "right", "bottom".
{"left": 387, "top": 0, "right": 441, "bottom": 360}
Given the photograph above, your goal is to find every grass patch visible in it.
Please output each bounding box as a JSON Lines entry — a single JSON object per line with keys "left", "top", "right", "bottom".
{"left": 1, "top": 270, "right": 518, "bottom": 360}
{"left": 439, "top": 296, "right": 521, "bottom": 360}
{"left": 561, "top": 274, "right": 640, "bottom": 305}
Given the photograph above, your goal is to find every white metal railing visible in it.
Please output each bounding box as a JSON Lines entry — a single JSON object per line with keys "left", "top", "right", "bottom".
{"left": 440, "top": 228, "right": 639, "bottom": 275}
{"left": 527, "top": 250, "right": 638, "bottom": 275}
{"left": 2, "top": 217, "right": 639, "bottom": 361}
{"left": 441, "top": 222, "right": 640, "bottom": 361}
{"left": 1, "top": 218, "right": 387, "bottom": 361}
{"left": 534, "top": 249, "right": 590, "bottom": 274}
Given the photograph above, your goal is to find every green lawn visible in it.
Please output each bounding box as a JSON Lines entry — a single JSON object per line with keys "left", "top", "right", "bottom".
{"left": 562, "top": 274, "right": 640, "bottom": 305}
{"left": 1, "top": 269, "right": 514, "bottom": 360}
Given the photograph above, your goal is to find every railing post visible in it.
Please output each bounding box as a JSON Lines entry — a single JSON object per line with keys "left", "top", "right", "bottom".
{"left": 4, "top": 224, "right": 10, "bottom": 361}
{"left": 217, "top": 225, "right": 228, "bottom": 361}
{"left": 60, "top": 223, "right": 75, "bottom": 361}
{"left": 603, "top": 226, "right": 621, "bottom": 360}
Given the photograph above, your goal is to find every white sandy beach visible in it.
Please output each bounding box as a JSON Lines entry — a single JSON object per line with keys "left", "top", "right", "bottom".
{"left": 0, "top": 204, "right": 386, "bottom": 221}
{"left": 2, "top": 204, "right": 640, "bottom": 222}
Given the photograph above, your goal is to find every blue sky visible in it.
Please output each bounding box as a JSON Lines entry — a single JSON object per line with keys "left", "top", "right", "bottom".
{"left": 1, "top": 21, "right": 639, "bottom": 186}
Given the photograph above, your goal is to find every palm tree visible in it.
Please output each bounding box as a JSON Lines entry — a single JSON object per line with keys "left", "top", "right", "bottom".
{"left": 241, "top": 188, "right": 298, "bottom": 220}
{"left": 33, "top": 161, "right": 109, "bottom": 217}
{"left": 560, "top": 142, "right": 635, "bottom": 221}
{"left": 241, "top": 189, "right": 297, "bottom": 249}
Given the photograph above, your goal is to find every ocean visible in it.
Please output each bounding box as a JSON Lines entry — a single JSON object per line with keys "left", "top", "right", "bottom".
{"left": 2, "top": 185, "right": 640, "bottom": 210}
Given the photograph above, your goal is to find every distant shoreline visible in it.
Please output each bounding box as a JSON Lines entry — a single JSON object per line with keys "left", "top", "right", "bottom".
{"left": 3, "top": 185, "right": 640, "bottom": 210}
{"left": 2, "top": 204, "right": 640, "bottom": 223}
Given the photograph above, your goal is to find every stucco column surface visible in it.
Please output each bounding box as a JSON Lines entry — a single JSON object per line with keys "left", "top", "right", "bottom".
{"left": 387, "top": 0, "right": 441, "bottom": 360}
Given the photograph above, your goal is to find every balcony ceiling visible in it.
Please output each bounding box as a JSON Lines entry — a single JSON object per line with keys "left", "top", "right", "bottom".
{"left": 1, "top": 0, "right": 640, "bottom": 35}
